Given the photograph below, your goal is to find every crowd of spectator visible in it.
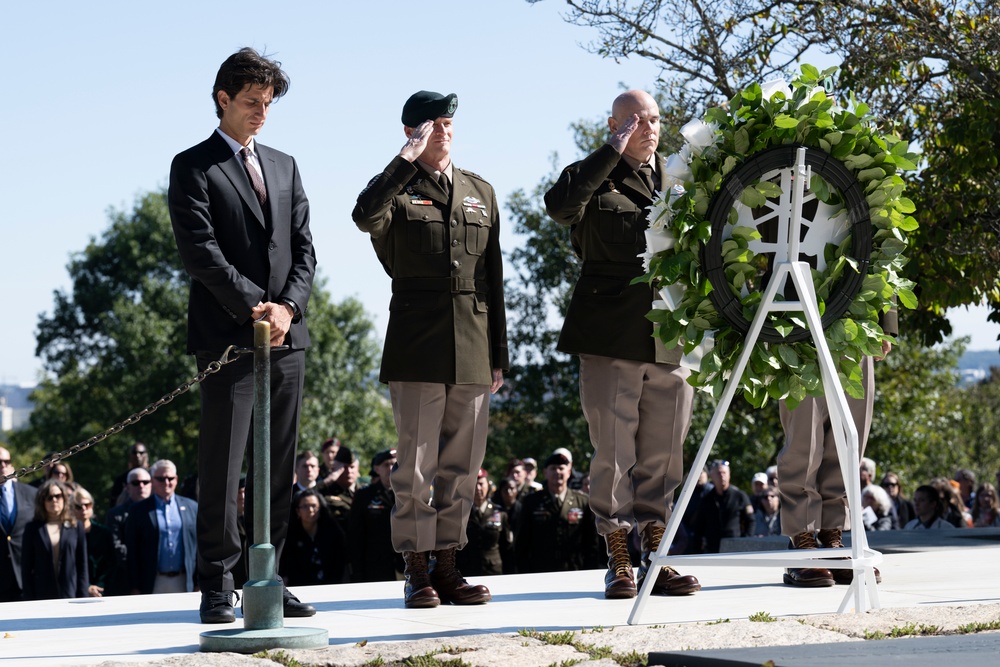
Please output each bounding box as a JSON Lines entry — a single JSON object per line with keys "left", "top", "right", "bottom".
{"left": 3, "top": 439, "right": 999, "bottom": 601}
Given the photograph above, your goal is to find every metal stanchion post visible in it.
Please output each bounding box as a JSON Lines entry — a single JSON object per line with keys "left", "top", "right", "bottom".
{"left": 200, "top": 321, "right": 328, "bottom": 652}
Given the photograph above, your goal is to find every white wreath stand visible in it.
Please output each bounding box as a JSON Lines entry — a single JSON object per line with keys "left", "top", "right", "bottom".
{"left": 629, "top": 147, "right": 882, "bottom": 625}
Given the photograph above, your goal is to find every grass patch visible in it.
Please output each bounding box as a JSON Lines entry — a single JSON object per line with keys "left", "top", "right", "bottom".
{"left": 864, "top": 623, "right": 942, "bottom": 640}
{"left": 957, "top": 619, "right": 1000, "bottom": 634}
{"left": 748, "top": 611, "right": 777, "bottom": 623}
{"left": 254, "top": 651, "right": 304, "bottom": 667}
{"left": 519, "top": 627, "right": 647, "bottom": 666}
{"left": 705, "top": 618, "right": 731, "bottom": 625}
{"left": 518, "top": 628, "right": 577, "bottom": 645}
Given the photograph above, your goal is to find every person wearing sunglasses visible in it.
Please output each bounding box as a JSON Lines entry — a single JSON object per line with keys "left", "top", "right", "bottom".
{"left": 880, "top": 472, "right": 914, "bottom": 528}
{"left": 20, "top": 479, "right": 89, "bottom": 599}
{"left": 1, "top": 446, "right": 39, "bottom": 602}
{"left": 124, "top": 460, "right": 198, "bottom": 596}
{"left": 102, "top": 467, "right": 152, "bottom": 596}
{"left": 71, "top": 486, "right": 115, "bottom": 597}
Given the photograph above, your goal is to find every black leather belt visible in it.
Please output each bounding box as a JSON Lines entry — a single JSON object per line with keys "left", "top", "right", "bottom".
{"left": 392, "top": 277, "right": 488, "bottom": 294}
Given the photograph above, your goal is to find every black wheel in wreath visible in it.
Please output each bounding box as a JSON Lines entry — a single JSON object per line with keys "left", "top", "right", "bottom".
{"left": 700, "top": 145, "right": 872, "bottom": 343}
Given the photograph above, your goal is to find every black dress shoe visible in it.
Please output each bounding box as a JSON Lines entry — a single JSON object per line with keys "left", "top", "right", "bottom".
{"left": 282, "top": 588, "right": 316, "bottom": 617}
{"left": 783, "top": 567, "right": 835, "bottom": 587}
{"left": 200, "top": 590, "right": 238, "bottom": 624}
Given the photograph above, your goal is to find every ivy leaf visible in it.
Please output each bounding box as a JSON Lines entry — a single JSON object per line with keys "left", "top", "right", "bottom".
{"left": 772, "top": 319, "right": 794, "bottom": 337}
{"left": 730, "top": 226, "right": 762, "bottom": 242}
{"left": 857, "top": 167, "right": 886, "bottom": 182}
{"left": 740, "top": 185, "right": 766, "bottom": 208}
{"left": 774, "top": 114, "right": 800, "bottom": 129}
{"left": 800, "top": 63, "right": 820, "bottom": 81}
{"left": 897, "top": 287, "right": 918, "bottom": 309}
{"left": 756, "top": 181, "right": 783, "bottom": 198}
{"left": 844, "top": 153, "right": 875, "bottom": 169}
{"left": 721, "top": 155, "right": 739, "bottom": 176}
{"left": 831, "top": 134, "right": 857, "bottom": 158}
{"left": 733, "top": 128, "right": 750, "bottom": 155}
{"left": 896, "top": 197, "right": 916, "bottom": 214}
{"left": 810, "top": 173, "right": 831, "bottom": 202}
{"left": 776, "top": 344, "right": 801, "bottom": 368}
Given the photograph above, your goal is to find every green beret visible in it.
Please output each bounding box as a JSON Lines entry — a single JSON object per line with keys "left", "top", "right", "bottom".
{"left": 401, "top": 90, "right": 458, "bottom": 127}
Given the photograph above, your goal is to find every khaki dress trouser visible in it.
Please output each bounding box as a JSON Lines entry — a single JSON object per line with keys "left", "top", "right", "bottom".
{"left": 580, "top": 354, "right": 694, "bottom": 537}
{"left": 777, "top": 355, "right": 875, "bottom": 535}
{"left": 387, "top": 381, "right": 491, "bottom": 553}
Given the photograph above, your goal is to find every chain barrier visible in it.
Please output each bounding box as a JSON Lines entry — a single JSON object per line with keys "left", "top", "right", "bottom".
{"left": 2, "top": 345, "right": 251, "bottom": 483}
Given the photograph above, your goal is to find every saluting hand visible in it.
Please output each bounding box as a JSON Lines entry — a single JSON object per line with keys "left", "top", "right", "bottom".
{"left": 399, "top": 120, "right": 434, "bottom": 162}
{"left": 608, "top": 113, "right": 640, "bottom": 154}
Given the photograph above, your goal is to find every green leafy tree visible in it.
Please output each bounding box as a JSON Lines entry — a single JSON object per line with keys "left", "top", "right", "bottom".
{"left": 868, "top": 336, "right": 968, "bottom": 487}
{"left": 488, "top": 168, "right": 589, "bottom": 474}
{"left": 959, "top": 367, "right": 1000, "bottom": 484}
{"left": 298, "top": 286, "right": 397, "bottom": 463}
{"left": 11, "top": 191, "right": 393, "bottom": 512}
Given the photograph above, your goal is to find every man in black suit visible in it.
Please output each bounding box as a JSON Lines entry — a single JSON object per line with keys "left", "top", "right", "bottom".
{"left": 0, "top": 447, "right": 38, "bottom": 601}
{"left": 168, "top": 47, "right": 316, "bottom": 623}
{"left": 104, "top": 466, "right": 152, "bottom": 596}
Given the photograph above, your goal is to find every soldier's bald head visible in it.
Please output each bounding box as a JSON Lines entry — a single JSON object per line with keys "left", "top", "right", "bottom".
{"left": 612, "top": 90, "right": 658, "bottom": 121}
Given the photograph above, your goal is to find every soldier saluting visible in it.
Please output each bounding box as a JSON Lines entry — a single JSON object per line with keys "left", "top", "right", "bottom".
{"left": 352, "top": 90, "right": 508, "bottom": 609}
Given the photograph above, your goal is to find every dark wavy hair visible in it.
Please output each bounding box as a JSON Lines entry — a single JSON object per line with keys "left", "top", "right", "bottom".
{"left": 212, "top": 47, "right": 290, "bottom": 119}
{"left": 33, "top": 479, "right": 76, "bottom": 526}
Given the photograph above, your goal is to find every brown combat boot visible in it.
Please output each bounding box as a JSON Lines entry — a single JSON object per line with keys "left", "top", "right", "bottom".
{"left": 402, "top": 551, "right": 440, "bottom": 608}
{"left": 636, "top": 525, "right": 701, "bottom": 595}
{"left": 430, "top": 547, "right": 491, "bottom": 605}
{"left": 603, "top": 528, "right": 637, "bottom": 599}
{"left": 783, "top": 531, "right": 835, "bottom": 587}
{"left": 818, "top": 528, "right": 882, "bottom": 585}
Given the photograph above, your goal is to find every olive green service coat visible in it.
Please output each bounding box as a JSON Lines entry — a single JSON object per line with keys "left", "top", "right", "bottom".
{"left": 353, "top": 156, "right": 509, "bottom": 384}
{"left": 545, "top": 144, "right": 680, "bottom": 365}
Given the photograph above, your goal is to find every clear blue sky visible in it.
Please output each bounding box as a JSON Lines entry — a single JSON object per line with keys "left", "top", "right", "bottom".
{"left": 2, "top": 0, "right": 996, "bottom": 385}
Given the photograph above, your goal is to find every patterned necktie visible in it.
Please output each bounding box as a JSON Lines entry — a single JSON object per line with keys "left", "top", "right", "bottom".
{"left": 240, "top": 147, "right": 267, "bottom": 206}
{"left": 637, "top": 163, "right": 656, "bottom": 195}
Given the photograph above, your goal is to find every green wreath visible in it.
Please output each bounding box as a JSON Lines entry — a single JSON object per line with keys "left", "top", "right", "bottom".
{"left": 640, "top": 65, "right": 920, "bottom": 409}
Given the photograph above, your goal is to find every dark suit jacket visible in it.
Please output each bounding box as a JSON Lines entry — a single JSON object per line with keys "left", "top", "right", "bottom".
{"left": 545, "top": 144, "right": 680, "bottom": 365}
{"left": 169, "top": 131, "right": 316, "bottom": 353}
{"left": 353, "top": 156, "right": 508, "bottom": 384}
{"left": 20, "top": 519, "right": 89, "bottom": 600}
{"left": 0, "top": 482, "right": 38, "bottom": 600}
{"left": 124, "top": 494, "right": 198, "bottom": 594}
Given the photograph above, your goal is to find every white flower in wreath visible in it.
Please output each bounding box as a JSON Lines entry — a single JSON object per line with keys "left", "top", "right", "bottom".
{"left": 647, "top": 198, "right": 671, "bottom": 231}
{"left": 663, "top": 151, "right": 694, "bottom": 187}
{"left": 760, "top": 78, "right": 792, "bottom": 101}
{"left": 680, "top": 119, "right": 718, "bottom": 157}
{"left": 638, "top": 249, "right": 654, "bottom": 273}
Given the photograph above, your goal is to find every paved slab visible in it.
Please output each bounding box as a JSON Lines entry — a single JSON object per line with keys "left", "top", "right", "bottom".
{"left": 0, "top": 544, "right": 998, "bottom": 666}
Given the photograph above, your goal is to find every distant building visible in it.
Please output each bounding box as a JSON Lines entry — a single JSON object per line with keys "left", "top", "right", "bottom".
{"left": 0, "top": 383, "right": 36, "bottom": 432}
